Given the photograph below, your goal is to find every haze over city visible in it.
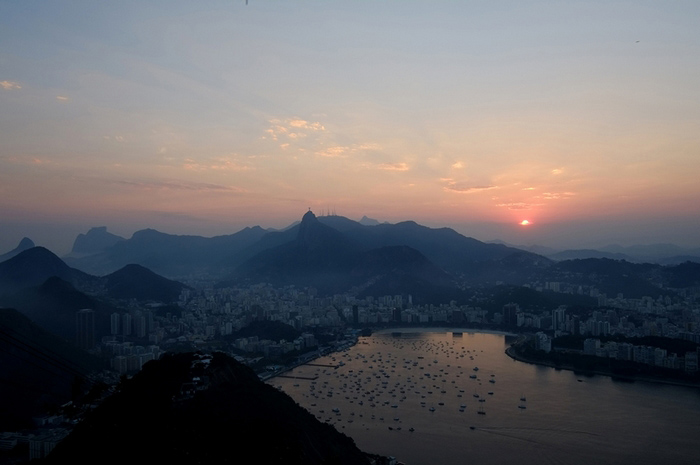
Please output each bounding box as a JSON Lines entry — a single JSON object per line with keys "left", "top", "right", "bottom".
{"left": 2, "top": 1, "right": 700, "bottom": 255}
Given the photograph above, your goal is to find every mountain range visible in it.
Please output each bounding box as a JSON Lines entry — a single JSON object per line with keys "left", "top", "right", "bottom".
{"left": 0, "top": 246, "right": 188, "bottom": 344}
{"left": 1, "top": 211, "right": 700, "bottom": 346}
{"left": 489, "top": 240, "right": 700, "bottom": 265}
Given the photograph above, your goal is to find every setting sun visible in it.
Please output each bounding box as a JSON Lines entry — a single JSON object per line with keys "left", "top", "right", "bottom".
{"left": 520, "top": 220, "right": 531, "bottom": 226}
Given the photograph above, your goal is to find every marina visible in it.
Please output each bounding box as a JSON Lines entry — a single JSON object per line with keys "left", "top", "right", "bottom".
{"left": 270, "top": 330, "right": 700, "bottom": 465}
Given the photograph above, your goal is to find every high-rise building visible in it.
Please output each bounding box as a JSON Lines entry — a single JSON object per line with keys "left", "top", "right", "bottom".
{"left": 122, "top": 313, "right": 132, "bottom": 336}
{"left": 76, "top": 308, "right": 95, "bottom": 350}
{"left": 110, "top": 312, "right": 121, "bottom": 335}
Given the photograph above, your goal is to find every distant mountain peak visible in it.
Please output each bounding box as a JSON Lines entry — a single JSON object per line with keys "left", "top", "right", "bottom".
{"left": 359, "top": 215, "right": 380, "bottom": 226}
{"left": 0, "top": 237, "right": 36, "bottom": 263}
{"left": 71, "top": 226, "right": 125, "bottom": 255}
{"left": 302, "top": 209, "right": 318, "bottom": 222}
{"left": 18, "top": 237, "right": 35, "bottom": 249}
{"left": 297, "top": 210, "right": 341, "bottom": 250}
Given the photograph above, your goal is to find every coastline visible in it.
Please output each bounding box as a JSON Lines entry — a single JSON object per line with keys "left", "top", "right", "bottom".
{"left": 374, "top": 326, "right": 518, "bottom": 337}
{"left": 266, "top": 327, "right": 514, "bottom": 381}
{"left": 505, "top": 345, "right": 700, "bottom": 389}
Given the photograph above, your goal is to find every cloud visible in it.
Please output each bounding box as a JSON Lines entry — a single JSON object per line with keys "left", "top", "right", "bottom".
{"left": 315, "top": 143, "right": 382, "bottom": 159}
{"left": 316, "top": 146, "right": 349, "bottom": 158}
{"left": 56, "top": 96, "right": 69, "bottom": 101}
{"left": 551, "top": 168, "right": 563, "bottom": 175}
{"left": 375, "top": 162, "right": 410, "bottom": 171}
{"left": 495, "top": 202, "right": 540, "bottom": 210}
{"left": 443, "top": 182, "right": 498, "bottom": 194}
{"left": 451, "top": 161, "right": 464, "bottom": 169}
{"left": 183, "top": 156, "right": 252, "bottom": 172}
{"left": 1, "top": 155, "right": 51, "bottom": 165}
{"left": 289, "top": 119, "right": 325, "bottom": 131}
{"left": 265, "top": 118, "right": 326, "bottom": 142}
{"left": 537, "top": 191, "right": 575, "bottom": 200}
{"left": 112, "top": 178, "right": 247, "bottom": 193}
{"left": 0, "top": 80, "right": 21, "bottom": 90}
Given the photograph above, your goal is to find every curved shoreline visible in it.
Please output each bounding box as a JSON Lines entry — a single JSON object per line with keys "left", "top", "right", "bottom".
{"left": 505, "top": 345, "right": 700, "bottom": 389}
{"left": 374, "top": 326, "right": 518, "bottom": 337}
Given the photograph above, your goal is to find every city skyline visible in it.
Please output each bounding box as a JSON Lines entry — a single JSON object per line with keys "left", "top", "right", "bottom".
{"left": 2, "top": 1, "right": 700, "bottom": 254}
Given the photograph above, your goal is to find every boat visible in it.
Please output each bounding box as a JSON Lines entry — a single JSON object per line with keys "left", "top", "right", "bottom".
{"left": 477, "top": 406, "right": 486, "bottom": 415}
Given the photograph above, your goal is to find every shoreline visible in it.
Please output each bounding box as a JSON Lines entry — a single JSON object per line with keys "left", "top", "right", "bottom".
{"left": 505, "top": 345, "right": 700, "bottom": 389}
{"left": 373, "top": 326, "right": 518, "bottom": 337}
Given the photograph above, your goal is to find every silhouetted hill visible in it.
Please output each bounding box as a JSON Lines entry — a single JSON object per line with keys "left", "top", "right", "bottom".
{"left": 230, "top": 212, "right": 466, "bottom": 299}
{"left": 65, "top": 226, "right": 269, "bottom": 277}
{"left": 70, "top": 226, "right": 125, "bottom": 255}
{"left": 102, "top": 264, "right": 187, "bottom": 303}
{"left": 318, "top": 216, "right": 550, "bottom": 280}
{"left": 0, "top": 247, "right": 92, "bottom": 296}
{"left": 0, "top": 308, "right": 104, "bottom": 430}
{"left": 549, "top": 259, "right": 672, "bottom": 299}
{"left": 548, "top": 249, "right": 634, "bottom": 262}
{"left": 46, "top": 352, "right": 371, "bottom": 465}
{"left": 359, "top": 215, "right": 381, "bottom": 226}
{"left": 353, "top": 245, "right": 465, "bottom": 303}
{"left": 0, "top": 237, "right": 35, "bottom": 263}
{"left": 1, "top": 277, "right": 111, "bottom": 342}
{"left": 666, "top": 261, "right": 700, "bottom": 288}
{"left": 232, "top": 211, "right": 359, "bottom": 293}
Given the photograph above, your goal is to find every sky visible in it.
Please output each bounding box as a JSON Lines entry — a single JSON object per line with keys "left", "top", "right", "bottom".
{"left": 2, "top": 0, "right": 700, "bottom": 255}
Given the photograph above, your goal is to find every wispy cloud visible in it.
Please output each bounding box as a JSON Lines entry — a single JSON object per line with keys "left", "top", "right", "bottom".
{"left": 443, "top": 182, "right": 498, "bottom": 194}
{"left": 1, "top": 155, "right": 51, "bottom": 165}
{"left": 265, "top": 118, "right": 326, "bottom": 142}
{"left": 289, "top": 119, "right": 325, "bottom": 131}
{"left": 551, "top": 168, "right": 563, "bottom": 175}
{"left": 316, "top": 143, "right": 382, "bottom": 159}
{"left": 56, "top": 95, "right": 69, "bottom": 101}
{"left": 495, "top": 202, "right": 541, "bottom": 210}
{"left": 375, "top": 162, "right": 410, "bottom": 171}
{"left": 537, "top": 191, "right": 575, "bottom": 200}
{"left": 183, "top": 156, "right": 253, "bottom": 172}
{"left": 112, "top": 179, "right": 246, "bottom": 193}
{"left": 316, "top": 146, "right": 349, "bottom": 158}
{"left": 0, "top": 80, "right": 21, "bottom": 90}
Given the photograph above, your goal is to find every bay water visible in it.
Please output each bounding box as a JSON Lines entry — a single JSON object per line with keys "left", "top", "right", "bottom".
{"left": 271, "top": 330, "right": 700, "bottom": 465}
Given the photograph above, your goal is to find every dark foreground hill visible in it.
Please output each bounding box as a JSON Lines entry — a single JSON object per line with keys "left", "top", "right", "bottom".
{"left": 46, "top": 352, "right": 372, "bottom": 465}
{"left": 0, "top": 308, "right": 104, "bottom": 430}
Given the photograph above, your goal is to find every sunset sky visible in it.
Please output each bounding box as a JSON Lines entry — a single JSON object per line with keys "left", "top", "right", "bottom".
{"left": 2, "top": 1, "right": 700, "bottom": 255}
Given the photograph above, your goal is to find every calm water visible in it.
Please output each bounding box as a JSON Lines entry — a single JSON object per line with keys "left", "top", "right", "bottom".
{"left": 270, "top": 330, "right": 700, "bottom": 465}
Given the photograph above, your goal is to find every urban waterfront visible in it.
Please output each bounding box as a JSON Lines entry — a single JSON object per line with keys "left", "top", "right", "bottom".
{"left": 271, "top": 330, "right": 700, "bottom": 465}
